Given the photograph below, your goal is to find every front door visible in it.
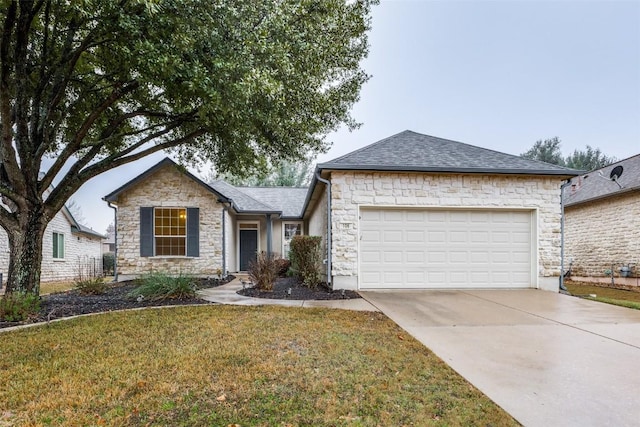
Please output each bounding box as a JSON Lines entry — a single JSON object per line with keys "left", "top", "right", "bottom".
{"left": 239, "top": 229, "right": 258, "bottom": 271}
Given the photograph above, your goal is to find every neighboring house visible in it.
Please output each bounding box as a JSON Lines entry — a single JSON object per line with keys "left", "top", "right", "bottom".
{"left": 102, "top": 237, "right": 116, "bottom": 253}
{"left": 104, "top": 130, "right": 579, "bottom": 291}
{"left": 0, "top": 205, "right": 105, "bottom": 283}
{"left": 563, "top": 154, "right": 640, "bottom": 285}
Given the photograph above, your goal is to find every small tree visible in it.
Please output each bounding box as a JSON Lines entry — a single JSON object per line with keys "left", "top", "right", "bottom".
{"left": 289, "top": 236, "right": 323, "bottom": 288}
{"left": 520, "top": 137, "right": 565, "bottom": 165}
{"left": 565, "top": 146, "right": 616, "bottom": 171}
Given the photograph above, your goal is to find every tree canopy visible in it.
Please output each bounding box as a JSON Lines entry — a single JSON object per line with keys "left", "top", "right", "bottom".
{"left": 520, "top": 137, "right": 615, "bottom": 171}
{"left": 0, "top": 0, "right": 376, "bottom": 294}
{"left": 209, "top": 159, "right": 313, "bottom": 187}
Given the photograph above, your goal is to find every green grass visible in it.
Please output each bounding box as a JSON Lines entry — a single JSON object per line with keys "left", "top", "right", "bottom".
{"left": 565, "top": 281, "right": 640, "bottom": 310}
{"left": 0, "top": 306, "right": 518, "bottom": 426}
{"left": 38, "top": 281, "right": 76, "bottom": 295}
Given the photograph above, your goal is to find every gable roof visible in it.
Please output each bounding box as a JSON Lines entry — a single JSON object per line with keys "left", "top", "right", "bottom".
{"left": 563, "top": 154, "right": 640, "bottom": 207}
{"left": 103, "top": 158, "right": 229, "bottom": 204}
{"left": 61, "top": 206, "right": 106, "bottom": 239}
{"left": 318, "top": 130, "right": 580, "bottom": 176}
{"left": 208, "top": 180, "right": 279, "bottom": 214}
{"left": 239, "top": 187, "right": 308, "bottom": 218}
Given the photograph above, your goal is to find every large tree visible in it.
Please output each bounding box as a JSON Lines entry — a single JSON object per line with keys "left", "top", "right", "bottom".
{"left": 520, "top": 137, "right": 565, "bottom": 165}
{"left": 0, "top": 0, "right": 375, "bottom": 295}
{"left": 565, "top": 146, "right": 616, "bottom": 171}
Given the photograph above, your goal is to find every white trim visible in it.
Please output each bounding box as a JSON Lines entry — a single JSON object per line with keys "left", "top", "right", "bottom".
{"left": 52, "top": 231, "right": 65, "bottom": 260}
{"left": 152, "top": 206, "right": 188, "bottom": 257}
{"left": 356, "top": 205, "right": 538, "bottom": 290}
{"left": 281, "top": 221, "right": 304, "bottom": 259}
{"left": 237, "top": 221, "right": 260, "bottom": 271}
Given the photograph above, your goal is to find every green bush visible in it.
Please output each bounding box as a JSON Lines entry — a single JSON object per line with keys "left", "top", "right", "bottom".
{"left": 289, "top": 235, "right": 323, "bottom": 288}
{"left": 128, "top": 272, "right": 196, "bottom": 301}
{"left": 103, "top": 252, "right": 115, "bottom": 275}
{"left": 0, "top": 292, "right": 41, "bottom": 322}
{"left": 75, "top": 277, "right": 108, "bottom": 295}
{"left": 248, "top": 252, "right": 279, "bottom": 291}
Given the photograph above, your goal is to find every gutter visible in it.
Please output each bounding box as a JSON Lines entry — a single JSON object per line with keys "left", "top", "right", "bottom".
{"left": 315, "top": 172, "right": 332, "bottom": 287}
{"left": 107, "top": 202, "right": 118, "bottom": 282}
{"left": 560, "top": 179, "right": 572, "bottom": 292}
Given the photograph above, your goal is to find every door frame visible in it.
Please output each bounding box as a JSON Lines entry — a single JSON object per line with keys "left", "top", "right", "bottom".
{"left": 281, "top": 221, "right": 304, "bottom": 259}
{"left": 237, "top": 221, "right": 260, "bottom": 271}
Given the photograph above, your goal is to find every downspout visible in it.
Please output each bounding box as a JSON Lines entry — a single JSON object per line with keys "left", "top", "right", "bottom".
{"left": 107, "top": 202, "right": 118, "bottom": 282}
{"left": 560, "top": 179, "right": 572, "bottom": 292}
{"left": 315, "top": 172, "right": 332, "bottom": 287}
{"left": 220, "top": 201, "right": 228, "bottom": 277}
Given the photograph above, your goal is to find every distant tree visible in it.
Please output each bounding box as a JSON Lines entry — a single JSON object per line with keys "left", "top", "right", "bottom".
{"left": 520, "top": 137, "right": 565, "bottom": 165}
{"left": 105, "top": 223, "right": 115, "bottom": 240}
{"left": 565, "top": 146, "right": 616, "bottom": 171}
{"left": 206, "top": 159, "right": 313, "bottom": 187}
{"left": 66, "top": 199, "right": 86, "bottom": 225}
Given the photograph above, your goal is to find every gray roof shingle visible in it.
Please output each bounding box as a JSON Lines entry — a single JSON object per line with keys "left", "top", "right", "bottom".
{"left": 319, "top": 130, "right": 580, "bottom": 176}
{"left": 209, "top": 180, "right": 278, "bottom": 213}
{"left": 239, "top": 187, "right": 308, "bottom": 218}
{"left": 563, "top": 154, "right": 640, "bottom": 207}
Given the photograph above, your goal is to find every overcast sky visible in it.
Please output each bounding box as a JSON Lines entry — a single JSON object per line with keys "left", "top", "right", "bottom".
{"left": 70, "top": 0, "right": 640, "bottom": 234}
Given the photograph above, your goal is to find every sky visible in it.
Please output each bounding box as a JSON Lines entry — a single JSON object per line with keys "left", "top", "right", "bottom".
{"left": 70, "top": 0, "right": 640, "bottom": 234}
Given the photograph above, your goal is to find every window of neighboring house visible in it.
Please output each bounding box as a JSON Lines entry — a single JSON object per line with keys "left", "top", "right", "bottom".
{"left": 283, "top": 222, "right": 303, "bottom": 259}
{"left": 53, "top": 232, "right": 65, "bottom": 259}
{"left": 154, "top": 208, "right": 186, "bottom": 256}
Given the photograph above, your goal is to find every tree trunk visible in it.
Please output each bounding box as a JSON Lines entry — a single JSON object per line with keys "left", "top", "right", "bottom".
{"left": 4, "top": 209, "right": 47, "bottom": 296}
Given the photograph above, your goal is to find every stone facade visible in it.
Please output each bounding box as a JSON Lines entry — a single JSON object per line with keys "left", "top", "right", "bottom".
{"left": 307, "top": 187, "right": 329, "bottom": 281}
{"left": 115, "top": 164, "right": 224, "bottom": 278}
{"left": 329, "top": 171, "right": 564, "bottom": 290}
{"left": 565, "top": 191, "right": 640, "bottom": 279}
{"left": 0, "top": 210, "right": 103, "bottom": 284}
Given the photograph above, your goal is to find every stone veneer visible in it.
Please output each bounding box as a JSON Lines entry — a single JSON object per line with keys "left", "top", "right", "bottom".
{"left": 565, "top": 191, "right": 640, "bottom": 279}
{"left": 115, "top": 164, "right": 223, "bottom": 278}
{"left": 329, "top": 171, "right": 564, "bottom": 291}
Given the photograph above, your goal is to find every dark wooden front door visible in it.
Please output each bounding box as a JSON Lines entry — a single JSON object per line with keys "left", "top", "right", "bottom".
{"left": 239, "top": 229, "right": 258, "bottom": 271}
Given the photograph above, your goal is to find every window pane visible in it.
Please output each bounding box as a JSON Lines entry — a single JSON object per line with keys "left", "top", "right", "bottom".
{"left": 53, "top": 233, "right": 64, "bottom": 259}
{"left": 155, "top": 237, "right": 186, "bottom": 256}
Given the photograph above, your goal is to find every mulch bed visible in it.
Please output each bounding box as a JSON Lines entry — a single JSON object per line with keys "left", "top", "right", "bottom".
{"left": 237, "top": 276, "right": 361, "bottom": 301}
{"left": 0, "top": 277, "right": 229, "bottom": 330}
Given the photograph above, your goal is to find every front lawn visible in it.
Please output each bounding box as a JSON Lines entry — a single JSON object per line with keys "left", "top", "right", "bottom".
{"left": 565, "top": 281, "right": 640, "bottom": 310}
{"left": 0, "top": 306, "right": 518, "bottom": 426}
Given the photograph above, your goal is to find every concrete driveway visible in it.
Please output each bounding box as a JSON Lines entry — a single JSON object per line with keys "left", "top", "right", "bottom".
{"left": 359, "top": 289, "right": 640, "bottom": 427}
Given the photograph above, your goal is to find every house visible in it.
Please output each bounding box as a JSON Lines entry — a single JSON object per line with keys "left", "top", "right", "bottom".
{"left": 104, "top": 130, "right": 579, "bottom": 291}
{"left": 563, "top": 154, "right": 640, "bottom": 285}
{"left": 0, "top": 205, "right": 105, "bottom": 283}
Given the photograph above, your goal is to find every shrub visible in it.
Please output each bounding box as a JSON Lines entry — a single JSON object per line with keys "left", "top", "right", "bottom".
{"left": 0, "top": 292, "right": 41, "bottom": 322}
{"left": 248, "top": 252, "right": 279, "bottom": 291}
{"left": 103, "top": 252, "right": 115, "bottom": 276}
{"left": 128, "top": 272, "right": 196, "bottom": 301}
{"left": 75, "top": 277, "right": 108, "bottom": 295}
{"left": 289, "top": 235, "right": 323, "bottom": 288}
{"left": 274, "top": 258, "right": 291, "bottom": 277}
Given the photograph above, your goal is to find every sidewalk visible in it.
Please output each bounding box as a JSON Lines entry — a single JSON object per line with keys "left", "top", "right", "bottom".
{"left": 197, "top": 277, "right": 378, "bottom": 312}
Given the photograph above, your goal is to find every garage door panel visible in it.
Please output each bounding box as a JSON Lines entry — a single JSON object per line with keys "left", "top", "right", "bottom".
{"left": 359, "top": 208, "right": 533, "bottom": 289}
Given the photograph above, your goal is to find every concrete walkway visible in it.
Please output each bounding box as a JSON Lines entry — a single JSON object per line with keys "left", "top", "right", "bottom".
{"left": 197, "top": 278, "right": 378, "bottom": 311}
{"left": 360, "top": 289, "right": 640, "bottom": 427}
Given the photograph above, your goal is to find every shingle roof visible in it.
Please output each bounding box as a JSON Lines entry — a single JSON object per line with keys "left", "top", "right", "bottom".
{"left": 318, "top": 130, "right": 580, "bottom": 176}
{"left": 208, "top": 180, "right": 279, "bottom": 214}
{"left": 239, "top": 187, "right": 308, "bottom": 218}
{"left": 563, "top": 154, "right": 640, "bottom": 207}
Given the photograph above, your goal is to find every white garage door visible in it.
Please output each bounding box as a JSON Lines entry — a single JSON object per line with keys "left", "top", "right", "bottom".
{"left": 359, "top": 208, "right": 533, "bottom": 289}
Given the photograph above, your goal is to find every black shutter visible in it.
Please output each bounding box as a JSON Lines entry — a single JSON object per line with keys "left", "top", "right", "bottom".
{"left": 140, "top": 207, "right": 154, "bottom": 257}
{"left": 186, "top": 207, "right": 199, "bottom": 257}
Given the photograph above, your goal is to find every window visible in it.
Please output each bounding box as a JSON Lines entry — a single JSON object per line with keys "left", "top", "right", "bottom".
{"left": 283, "top": 222, "right": 303, "bottom": 259}
{"left": 53, "top": 232, "right": 64, "bottom": 259}
{"left": 154, "top": 208, "right": 186, "bottom": 256}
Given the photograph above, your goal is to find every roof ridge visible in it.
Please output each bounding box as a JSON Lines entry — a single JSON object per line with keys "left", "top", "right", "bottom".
{"left": 210, "top": 179, "right": 278, "bottom": 211}
{"left": 322, "top": 129, "right": 415, "bottom": 164}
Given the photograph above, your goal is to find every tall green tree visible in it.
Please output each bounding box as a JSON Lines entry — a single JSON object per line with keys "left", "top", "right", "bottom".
{"left": 211, "top": 159, "right": 313, "bottom": 187}
{"left": 565, "top": 146, "right": 616, "bottom": 171}
{"left": 520, "top": 137, "right": 565, "bottom": 165}
{"left": 0, "top": 0, "right": 376, "bottom": 295}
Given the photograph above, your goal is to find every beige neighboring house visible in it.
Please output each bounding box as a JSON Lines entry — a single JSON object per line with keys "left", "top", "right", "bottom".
{"left": 104, "top": 130, "right": 579, "bottom": 291}
{"left": 563, "top": 154, "right": 640, "bottom": 285}
{"left": 0, "top": 205, "right": 105, "bottom": 284}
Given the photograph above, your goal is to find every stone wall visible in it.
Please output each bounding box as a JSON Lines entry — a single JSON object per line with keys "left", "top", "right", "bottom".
{"left": 307, "top": 186, "right": 328, "bottom": 281}
{"left": 329, "top": 171, "right": 564, "bottom": 290}
{"left": 565, "top": 191, "right": 640, "bottom": 279}
{"left": 116, "top": 164, "right": 223, "bottom": 278}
